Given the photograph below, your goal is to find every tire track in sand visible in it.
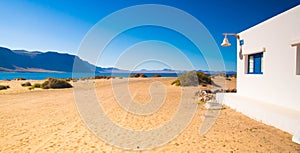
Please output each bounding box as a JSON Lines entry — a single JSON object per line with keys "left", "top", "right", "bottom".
{"left": 30, "top": 119, "right": 81, "bottom": 153}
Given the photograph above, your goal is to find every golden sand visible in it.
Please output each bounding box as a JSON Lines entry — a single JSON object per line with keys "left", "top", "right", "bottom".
{"left": 0, "top": 77, "right": 299, "bottom": 152}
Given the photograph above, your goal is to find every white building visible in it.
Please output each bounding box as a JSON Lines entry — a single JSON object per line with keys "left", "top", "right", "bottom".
{"left": 217, "top": 5, "right": 300, "bottom": 144}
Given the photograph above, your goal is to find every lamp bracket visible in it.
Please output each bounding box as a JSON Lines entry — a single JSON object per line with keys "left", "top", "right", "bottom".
{"left": 222, "top": 33, "right": 240, "bottom": 40}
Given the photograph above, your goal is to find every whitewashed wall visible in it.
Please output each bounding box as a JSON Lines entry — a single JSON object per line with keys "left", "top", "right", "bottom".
{"left": 236, "top": 5, "right": 300, "bottom": 111}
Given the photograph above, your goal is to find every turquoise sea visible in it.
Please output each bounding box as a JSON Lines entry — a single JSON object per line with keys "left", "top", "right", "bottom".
{"left": 0, "top": 72, "right": 179, "bottom": 80}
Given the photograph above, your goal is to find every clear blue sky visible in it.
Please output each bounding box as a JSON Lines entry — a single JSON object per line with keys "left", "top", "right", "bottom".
{"left": 0, "top": 0, "right": 299, "bottom": 71}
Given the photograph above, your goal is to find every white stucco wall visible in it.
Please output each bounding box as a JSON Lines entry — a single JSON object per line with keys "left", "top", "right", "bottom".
{"left": 236, "top": 5, "right": 300, "bottom": 111}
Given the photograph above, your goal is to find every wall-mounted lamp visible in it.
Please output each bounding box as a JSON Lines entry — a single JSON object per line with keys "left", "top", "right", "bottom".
{"left": 221, "top": 33, "right": 240, "bottom": 47}
{"left": 221, "top": 33, "right": 243, "bottom": 60}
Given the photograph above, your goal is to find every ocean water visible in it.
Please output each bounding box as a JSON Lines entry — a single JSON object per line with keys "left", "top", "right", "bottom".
{"left": 0, "top": 72, "right": 179, "bottom": 80}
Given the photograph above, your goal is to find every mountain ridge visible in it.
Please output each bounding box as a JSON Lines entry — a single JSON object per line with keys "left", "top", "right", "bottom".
{"left": 0, "top": 47, "right": 112, "bottom": 73}
{"left": 0, "top": 46, "right": 236, "bottom": 75}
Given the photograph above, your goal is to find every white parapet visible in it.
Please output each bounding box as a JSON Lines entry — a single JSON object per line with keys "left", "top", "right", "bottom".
{"left": 292, "top": 129, "right": 300, "bottom": 144}
{"left": 216, "top": 93, "right": 300, "bottom": 144}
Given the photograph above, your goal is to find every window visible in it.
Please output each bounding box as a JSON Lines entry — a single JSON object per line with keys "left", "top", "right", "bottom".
{"left": 247, "top": 52, "right": 263, "bottom": 74}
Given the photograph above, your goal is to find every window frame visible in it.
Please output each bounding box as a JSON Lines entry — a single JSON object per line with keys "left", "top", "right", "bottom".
{"left": 247, "top": 52, "right": 264, "bottom": 74}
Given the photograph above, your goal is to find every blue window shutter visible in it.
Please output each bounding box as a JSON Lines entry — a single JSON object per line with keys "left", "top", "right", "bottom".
{"left": 254, "top": 53, "right": 262, "bottom": 74}
{"left": 247, "top": 52, "right": 263, "bottom": 74}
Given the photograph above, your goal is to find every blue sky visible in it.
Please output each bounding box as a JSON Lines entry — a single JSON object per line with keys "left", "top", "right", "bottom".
{"left": 0, "top": 0, "right": 299, "bottom": 71}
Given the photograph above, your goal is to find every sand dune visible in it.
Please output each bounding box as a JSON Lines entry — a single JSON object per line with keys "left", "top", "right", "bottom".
{"left": 0, "top": 77, "right": 299, "bottom": 152}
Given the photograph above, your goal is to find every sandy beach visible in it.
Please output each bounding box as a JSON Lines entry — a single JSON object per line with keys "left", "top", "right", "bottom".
{"left": 0, "top": 77, "right": 299, "bottom": 152}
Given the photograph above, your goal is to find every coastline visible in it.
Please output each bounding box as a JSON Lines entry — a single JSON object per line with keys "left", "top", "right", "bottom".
{"left": 0, "top": 72, "right": 180, "bottom": 80}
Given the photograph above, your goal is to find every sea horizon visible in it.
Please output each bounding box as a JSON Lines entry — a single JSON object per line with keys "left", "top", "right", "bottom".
{"left": 0, "top": 72, "right": 181, "bottom": 80}
{"left": 0, "top": 70, "right": 238, "bottom": 80}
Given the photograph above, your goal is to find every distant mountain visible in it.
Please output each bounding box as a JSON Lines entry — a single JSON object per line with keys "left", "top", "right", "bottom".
{"left": 0, "top": 47, "right": 177, "bottom": 73}
{"left": 0, "top": 47, "right": 97, "bottom": 72}
{"left": 132, "top": 68, "right": 179, "bottom": 74}
{"left": 199, "top": 70, "right": 237, "bottom": 76}
{"left": 0, "top": 46, "right": 236, "bottom": 75}
{"left": 96, "top": 67, "right": 127, "bottom": 73}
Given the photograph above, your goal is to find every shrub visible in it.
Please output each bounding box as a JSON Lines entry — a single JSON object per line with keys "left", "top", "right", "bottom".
{"left": 171, "top": 71, "right": 212, "bottom": 86}
{"left": 178, "top": 71, "right": 198, "bottom": 86}
{"left": 32, "top": 83, "right": 42, "bottom": 88}
{"left": 213, "top": 88, "right": 237, "bottom": 93}
{"left": 0, "top": 85, "right": 10, "bottom": 90}
{"left": 21, "top": 82, "right": 32, "bottom": 87}
{"left": 196, "top": 72, "right": 212, "bottom": 85}
{"left": 27, "top": 83, "right": 42, "bottom": 90}
{"left": 14, "top": 78, "right": 26, "bottom": 81}
{"left": 94, "top": 76, "right": 115, "bottom": 79}
{"left": 225, "top": 89, "right": 237, "bottom": 93}
{"left": 65, "top": 78, "right": 72, "bottom": 82}
{"left": 41, "top": 78, "right": 72, "bottom": 89}
{"left": 231, "top": 74, "right": 237, "bottom": 78}
{"left": 130, "top": 73, "right": 147, "bottom": 78}
{"left": 171, "top": 79, "right": 181, "bottom": 86}
{"left": 140, "top": 74, "right": 147, "bottom": 78}
{"left": 152, "top": 74, "right": 161, "bottom": 77}
{"left": 95, "top": 76, "right": 107, "bottom": 79}
{"left": 109, "top": 76, "right": 116, "bottom": 79}
{"left": 213, "top": 89, "right": 225, "bottom": 94}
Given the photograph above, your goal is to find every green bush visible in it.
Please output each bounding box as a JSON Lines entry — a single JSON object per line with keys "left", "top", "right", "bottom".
{"left": 41, "top": 78, "right": 72, "bottom": 89}
{"left": 0, "top": 85, "right": 10, "bottom": 90}
{"left": 171, "top": 79, "right": 181, "bottom": 86}
{"left": 21, "top": 82, "right": 32, "bottom": 87}
{"left": 95, "top": 76, "right": 106, "bottom": 79}
{"left": 130, "top": 73, "right": 147, "bottom": 78}
{"left": 27, "top": 83, "right": 42, "bottom": 90}
{"left": 32, "top": 83, "right": 42, "bottom": 88}
{"left": 152, "top": 74, "right": 161, "bottom": 77}
{"left": 65, "top": 78, "right": 72, "bottom": 82}
{"left": 171, "top": 71, "right": 212, "bottom": 86}
{"left": 94, "top": 76, "right": 115, "bottom": 79}
{"left": 14, "top": 78, "right": 26, "bottom": 81}
{"left": 196, "top": 71, "right": 212, "bottom": 85}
